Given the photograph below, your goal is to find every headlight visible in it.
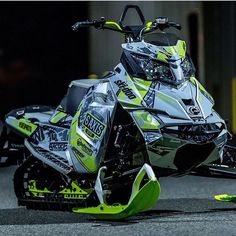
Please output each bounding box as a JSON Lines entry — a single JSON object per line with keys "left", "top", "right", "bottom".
{"left": 181, "top": 56, "right": 195, "bottom": 79}
{"left": 131, "top": 53, "right": 173, "bottom": 82}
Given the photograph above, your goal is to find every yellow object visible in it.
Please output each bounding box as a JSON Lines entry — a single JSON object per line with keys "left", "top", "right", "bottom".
{"left": 215, "top": 194, "right": 236, "bottom": 202}
{"left": 88, "top": 74, "right": 98, "bottom": 79}
{"left": 104, "top": 21, "right": 122, "bottom": 31}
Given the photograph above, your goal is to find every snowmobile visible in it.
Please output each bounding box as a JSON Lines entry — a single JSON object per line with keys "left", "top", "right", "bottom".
{"left": 4, "top": 5, "right": 229, "bottom": 219}
{"left": 0, "top": 120, "right": 25, "bottom": 167}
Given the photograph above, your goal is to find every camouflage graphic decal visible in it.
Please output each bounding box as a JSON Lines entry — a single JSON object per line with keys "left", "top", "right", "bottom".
{"left": 132, "top": 111, "right": 161, "bottom": 130}
{"left": 142, "top": 81, "right": 159, "bottom": 108}
{"left": 69, "top": 81, "right": 117, "bottom": 173}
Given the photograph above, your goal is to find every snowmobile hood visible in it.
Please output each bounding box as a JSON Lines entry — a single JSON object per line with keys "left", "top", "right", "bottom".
{"left": 110, "top": 68, "right": 214, "bottom": 121}
{"left": 122, "top": 39, "right": 186, "bottom": 63}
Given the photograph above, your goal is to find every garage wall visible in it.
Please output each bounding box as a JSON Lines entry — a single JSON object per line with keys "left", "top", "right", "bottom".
{"left": 88, "top": 1, "right": 203, "bottom": 80}
{"left": 203, "top": 2, "right": 236, "bottom": 126}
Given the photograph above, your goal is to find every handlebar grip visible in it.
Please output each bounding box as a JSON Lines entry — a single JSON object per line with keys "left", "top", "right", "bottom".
{"left": 71, "top": 21, "right": 95, "bottom": 31}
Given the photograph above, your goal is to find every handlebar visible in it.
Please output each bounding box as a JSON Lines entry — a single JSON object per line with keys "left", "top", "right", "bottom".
{"left": 166, "top": 22, "right": 182, "bottom": 30}
{"left": 72, "top": 5, "right": 182, "bottom": 41}
{"left": 150, "top": 17, "right": 182, "bottom": 31}
{"left": 72, "top": 18, "right": 134, "bottom": 37}
{"left": 71, "top": 17, "right": 182, "bottom": 40}
{"left": 72, "top": 21, "right": 94, "bottom": 30}
{"left": 72, "top": 19, "right": 105, "bottom": 31}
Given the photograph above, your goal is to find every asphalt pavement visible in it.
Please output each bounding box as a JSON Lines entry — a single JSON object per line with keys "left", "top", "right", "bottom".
{"left": 0, "top": 166, "right": 236, "bottom": 236}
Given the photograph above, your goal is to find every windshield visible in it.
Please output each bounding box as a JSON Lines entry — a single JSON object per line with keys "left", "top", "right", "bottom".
{"left": 122, "top": 29, "right": 196, "bottom": 85}
{"left": 144, "top": 32, "right": 181, "bottom": 46}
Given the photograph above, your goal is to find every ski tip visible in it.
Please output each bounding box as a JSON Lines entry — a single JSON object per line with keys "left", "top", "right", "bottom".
{"left": 214, "top": 194, "right": 236, "bottom": 202}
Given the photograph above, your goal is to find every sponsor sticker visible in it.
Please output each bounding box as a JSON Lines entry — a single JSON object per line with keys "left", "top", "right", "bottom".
{"left": 49, "top": 142, "right": 67, "bottom": 151}
{"left": 83, "top": 112, "right": 106, "bottom": 139}
{"left": 19, "top": 122, "right": 32, "bottom": 132}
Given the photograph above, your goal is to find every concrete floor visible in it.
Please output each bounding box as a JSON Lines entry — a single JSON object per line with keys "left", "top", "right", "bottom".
{"left": 0, "top": 166, "right": 236, "bottom": 236}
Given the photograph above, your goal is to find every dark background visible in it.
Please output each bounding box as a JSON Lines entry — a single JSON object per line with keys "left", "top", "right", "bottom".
{"left": 0, "top": 2, "right": 89, "bottom": 118}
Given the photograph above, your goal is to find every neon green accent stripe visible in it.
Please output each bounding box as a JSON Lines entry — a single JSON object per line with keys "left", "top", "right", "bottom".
{"left": 50, "top": 111, "right": 67, "bottom": 124}
{"left": 156, "top": 51, "right": 168, "bottom": 62}
{"left": 133, "top": 77, "right": 153, "bottom": 87}
{"left": 105, "top": 21, "right": 122, "bottom": 31}
{"left": 191, "top": 77, "right": 214, "bottom": 104}
{"left": 133, "top": 111, "right": 160, "bottom": 130}
{"left": 162, "top": 40, "right": 186, "bottom": 58}
{"left": 71, "top": 146, "right": 93, "bottom": 173}
{"left": 146, "top": 22, "right": 152, "bottom": 27}
{"left": 176, "top": 40, "right": 186, "bottom": 58}
{"left": 157, "top": 93, "right": 176, "bottom": 105}
{"left": 190, "top": 77, "right": 196, "bottom": 85}
{"left": 145, "top": 21, "right": 153, "bottom": 32}
{"left": 70, "top": 107, "right": 98, "bottom": 173}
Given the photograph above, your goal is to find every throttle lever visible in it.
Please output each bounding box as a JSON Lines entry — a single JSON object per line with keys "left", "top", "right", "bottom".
{"left": 169, "top": 22, "right": 182, "bottom": 30}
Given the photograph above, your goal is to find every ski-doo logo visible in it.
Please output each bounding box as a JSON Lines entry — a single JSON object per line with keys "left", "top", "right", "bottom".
{"left": 49, "top": 142, "right": 67, "bottom": 151}
{"left": 19, "top": 122, "right": 32, "bottom": 132}
{"left": 83, "top": 113, "right": 105, "bottom": 138}
{"left": 114, "top": 80, "right": 137, "bottom": 100}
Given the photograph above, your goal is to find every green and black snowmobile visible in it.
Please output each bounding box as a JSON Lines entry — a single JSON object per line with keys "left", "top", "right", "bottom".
{"left": 4, "top": 5, "right": 232, "bottom": 219}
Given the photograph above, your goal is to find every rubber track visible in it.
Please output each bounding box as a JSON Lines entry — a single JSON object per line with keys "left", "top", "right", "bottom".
{"left": 14, "top": 158, "right": 90, "bottom": 211}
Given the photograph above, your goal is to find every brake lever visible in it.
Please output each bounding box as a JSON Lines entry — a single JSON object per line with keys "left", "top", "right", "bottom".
{"left": 169, "top": 22, "right": 182, "bottom": 30}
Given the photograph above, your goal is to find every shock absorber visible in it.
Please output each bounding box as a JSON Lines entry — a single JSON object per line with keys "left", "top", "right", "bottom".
{"left": 114, "top": 125, "right": 124, "bottom": 149}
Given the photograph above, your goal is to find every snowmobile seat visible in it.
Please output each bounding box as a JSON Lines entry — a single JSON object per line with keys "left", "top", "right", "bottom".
{"left": 6, "top": 105, "right": 55, "bottom": 120}
{"left": 60, "top": 79, "right": 99, "bottom": 117}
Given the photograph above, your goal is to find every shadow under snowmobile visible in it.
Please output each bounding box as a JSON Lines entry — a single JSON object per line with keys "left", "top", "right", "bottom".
{"left": 0, "top": 199, "right": 235, "bottom": 225}
{"left": 192, "top": 145, "right": 236, "bottom": 179}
